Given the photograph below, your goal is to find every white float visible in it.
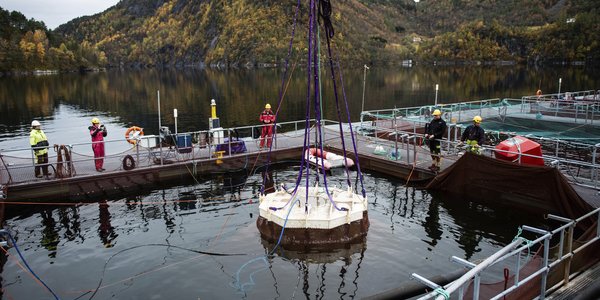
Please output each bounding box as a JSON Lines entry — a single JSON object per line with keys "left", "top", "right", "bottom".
{"left": 258, "top": 183, "right": 367, "bottom": 230}
{"left": 305, "top": 148, "right": 355, "bottom": 171}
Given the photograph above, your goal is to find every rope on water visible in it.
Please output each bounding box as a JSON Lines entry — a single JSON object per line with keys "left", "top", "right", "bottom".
{"left": 85, "top": 243, "right": 245, "bottom": 300}
{"left": 232, "top": 197, "right": 299, "bottom": 295}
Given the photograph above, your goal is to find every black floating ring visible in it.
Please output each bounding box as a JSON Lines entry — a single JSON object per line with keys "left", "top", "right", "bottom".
{"left": 123, "top": 155, "right": 135, "bottom": 171}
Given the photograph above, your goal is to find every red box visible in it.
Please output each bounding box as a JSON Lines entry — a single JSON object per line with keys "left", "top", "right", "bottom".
{"left": 494, "top": 136, "right": 544, "bottom": 166}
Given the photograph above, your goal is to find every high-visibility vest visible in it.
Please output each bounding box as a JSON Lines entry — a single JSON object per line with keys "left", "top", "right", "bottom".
{"left": 30, "top": 129, "right": 49, "bottom": 156}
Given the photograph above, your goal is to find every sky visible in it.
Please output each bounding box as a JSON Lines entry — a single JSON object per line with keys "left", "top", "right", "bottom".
{"left": 0, "top": 0, "right": 120, "bottom": 29}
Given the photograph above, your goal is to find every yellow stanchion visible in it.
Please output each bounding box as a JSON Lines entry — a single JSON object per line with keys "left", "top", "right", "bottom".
{"left": 215, "top": 151, "right": 225, "bottom": 165}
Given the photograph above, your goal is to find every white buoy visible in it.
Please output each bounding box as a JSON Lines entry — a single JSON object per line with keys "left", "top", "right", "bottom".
{"left": 258, "top": 184, "right": 367, "bottom": 230}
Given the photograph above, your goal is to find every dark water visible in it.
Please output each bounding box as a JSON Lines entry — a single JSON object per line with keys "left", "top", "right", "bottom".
{"left": 0, "top": 66, "right": 593, "bottom": 299}
{"left": 1, "top": 168, "right": 545, "bottom": 299}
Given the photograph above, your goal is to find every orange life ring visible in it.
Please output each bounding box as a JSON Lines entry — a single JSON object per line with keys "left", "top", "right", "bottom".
{"left": 536, "top": 89, "right": 542, "bottom": 96}
{"left": 125, "top": 126, "right": 144, "bottom": 144}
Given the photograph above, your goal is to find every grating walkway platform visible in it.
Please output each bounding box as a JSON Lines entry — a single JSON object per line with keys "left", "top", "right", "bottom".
{"left": 547, "top": 261, "right": 600, "bottom": 300}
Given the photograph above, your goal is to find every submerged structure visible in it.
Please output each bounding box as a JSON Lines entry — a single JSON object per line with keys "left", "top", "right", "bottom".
{"left": 256, "top": 0, "right": 368, "bottom": 246}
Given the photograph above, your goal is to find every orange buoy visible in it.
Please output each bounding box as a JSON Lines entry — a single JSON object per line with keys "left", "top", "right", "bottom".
{"left": 125, "top": 126, "right": 144, "bottom": 144}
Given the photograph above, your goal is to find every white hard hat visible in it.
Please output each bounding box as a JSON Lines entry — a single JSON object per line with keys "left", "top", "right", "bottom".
{"left": 31, "top": 120, "right": 41, "bottom": 127}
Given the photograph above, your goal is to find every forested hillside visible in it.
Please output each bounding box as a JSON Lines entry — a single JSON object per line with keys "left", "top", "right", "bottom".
{"left": 0, "top": 8, "right": 106, "bottom": 72}
{"left": 1, "top": 0, "right": 599, "bottom": 71}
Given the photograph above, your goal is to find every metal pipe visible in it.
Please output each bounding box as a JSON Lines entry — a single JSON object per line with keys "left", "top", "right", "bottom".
{"left": 361, "top": 64, "right": 368, "bottom": 114}
{"left": 592, "top": 143, "right": 599, "bottom": 188}
{"left": 366, "top": 270, "right": 467, "bottom": 300}
{"left": 228, "top": 129, "right": 232, "bottom": 156}
{"left": 157, "top": 90, "right": 163, "bottom": 166}
{"left": 174, "top": 108, "right": 178, "bottom": 135}
{"left": 419, "top": 238, "right": 524, "bottom": 300}
{"left": 540, "top": 237, "right": 551, "bottom": 299}
{"left": 563, "top": 225, "right": 574, "bottom": 285}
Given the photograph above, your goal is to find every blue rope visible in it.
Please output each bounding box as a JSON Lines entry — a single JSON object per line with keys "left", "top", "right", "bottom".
{"left": 1, "top": 230, "right": 61, "bottom": 300}
{"left": 232, "top": 197, "right": 299, "bottom": 294}
{"left": 231, "top": 256, "right": 268, "bottom": 294}
{"left": 270, "top": 198, "right": 300, "bottom": 255}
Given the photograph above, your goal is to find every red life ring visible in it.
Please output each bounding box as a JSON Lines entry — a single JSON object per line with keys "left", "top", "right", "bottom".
{"left": 125, "top": 126, "right": 144, "bottom": 144}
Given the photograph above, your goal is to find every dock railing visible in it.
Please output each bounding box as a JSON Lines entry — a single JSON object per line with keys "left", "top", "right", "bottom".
{"left": 410, "top": 206, "right": 600, "bottom": 300}
{"left": 351, "top": 118, "right": 600, "bottom": 189}
{"left": 0, "top": 119, "right": 326, "bottom": 186}
{"left": 361, "top": 92, "right": 600, "bottom": 141}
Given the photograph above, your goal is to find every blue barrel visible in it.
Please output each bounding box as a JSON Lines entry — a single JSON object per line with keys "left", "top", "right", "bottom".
{"left": 176, "top": 134, "right": 192, "bottom": 153}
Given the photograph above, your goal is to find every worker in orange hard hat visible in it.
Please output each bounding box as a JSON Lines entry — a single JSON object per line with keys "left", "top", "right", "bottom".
{"left": 424, "top": 109, "right": 447, "bottom": 171}
{"left": 460, "top": 116, "right": 485, "bottom": 154}
{"left": 89, "top": 117, "right": 108, "bottom": 171}
{"left": 259, "top": 103, "right": 275, "bottom": 148}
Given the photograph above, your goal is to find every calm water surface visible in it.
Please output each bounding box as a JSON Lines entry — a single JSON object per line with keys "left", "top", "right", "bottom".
{"left": 0, "top": 66, "right": 594, "bottom": 299}
{"left": 1, "top": 169, "right": 545, "bottom": 299}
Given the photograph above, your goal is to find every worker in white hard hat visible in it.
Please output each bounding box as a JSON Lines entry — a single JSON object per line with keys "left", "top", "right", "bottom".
{"left": 29, "top": 120, "right": 52, "bottom": 178}
{"left": 259, "top": 103, "right": 275, "bottom": 148}
{"left": 424, "top": 109, "right": 447, "bottom": 171}
{"left": 460, "top": 116, "right": 485, "bottom": 154}
{"left": 89, "top": 117, "right": 108, "bottom": 171}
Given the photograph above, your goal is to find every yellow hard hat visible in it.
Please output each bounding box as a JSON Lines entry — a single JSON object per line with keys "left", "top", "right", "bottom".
{"left": 473, "top": 116, "right": 482, "bottom": 123}
{"left": 91, "top": 117, "right": 100, "bottom": 124}
{"left": 432, "top": 109, "right": 442, "bottom": 116}
{"left": 265, "top": 103, "right": 271, "bottom": 109}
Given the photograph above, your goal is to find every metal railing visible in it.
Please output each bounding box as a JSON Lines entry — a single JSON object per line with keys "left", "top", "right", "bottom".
{"left": 361, "top": 92, "right": 600, "bottom": 142}
{"left": 0, "top": 119, "right": 331, "bottom": 186}
{"left": 351, "top": 118, "right": 600, "bottom": 188}
{"left": 411, "top": 206, "right": 600, "bottom": 300}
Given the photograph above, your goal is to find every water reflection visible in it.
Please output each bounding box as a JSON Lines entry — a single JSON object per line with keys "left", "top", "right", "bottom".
{"left": 1, "top": 66, "right": 598, "bottom": 146}
{"left": 39, "top": 209, "right": 59, "bottom": 258}
{"left": 261, "top": 170, "right": 275, "bottom": 195}
{"left": 0, "top": 169, "right": 546, "bottom": 298}
{"left": 422, "top": 196, "right": 443, "bottom": 249}
{"left": 98, "top": 200, "right": 118, "bottom": 248}
{"left": 261, "top": 238, "right": 366, "bottom": 299}
{"left": 58, "top": 206, "right": 83, "bottom": 243}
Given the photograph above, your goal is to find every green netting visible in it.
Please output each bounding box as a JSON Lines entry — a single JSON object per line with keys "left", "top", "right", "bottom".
{"left": 474, "top": 116, "right": 600, "bottom": 144}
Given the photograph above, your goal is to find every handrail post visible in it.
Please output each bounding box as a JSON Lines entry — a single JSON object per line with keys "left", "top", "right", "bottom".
{"left": 228, "top": 129, "right": 232, "bottom": 157}
{"left": 136, "top": 143, "right": 140, "bottom": 167}
{"left": 540, "top": 236, "right": 551, "bottom": 300}
{"left": 413, "top": 135, "right": 417, "bottom": 165}
{"left": 592, "top": 143, "right": 599, "bottom": 188}
{"left": 404, "top": 134, "right": 410, "bottom": 164}
{"left": 563, "top": 224, "right": 574, "bottom": 285}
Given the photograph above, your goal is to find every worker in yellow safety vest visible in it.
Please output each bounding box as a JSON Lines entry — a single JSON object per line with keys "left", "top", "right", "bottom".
{"left": 460, "top": 116, "right": 485, "bottom": 154}
{"left": 29, "top": 120, "right": 51, "bottom": 178}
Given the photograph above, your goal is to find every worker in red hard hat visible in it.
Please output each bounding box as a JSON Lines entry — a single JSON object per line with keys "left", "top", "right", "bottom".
{"left": 259, "top": 103, "right": 275, "bottom": 148}
{"left": 30, "top": 120, "right": 52, "bottom": 178}
{"left": 424, "top": 109, "right": 447, "bottom": 171}
{"left": 89, "top": 117, "right": 108, "bottom": 171}
{"left": 460, "top": 116, "right": 485, "bottom": 154}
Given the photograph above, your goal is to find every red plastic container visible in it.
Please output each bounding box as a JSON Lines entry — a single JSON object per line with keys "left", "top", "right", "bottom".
{"left": 494, "top": 136, "right": 544, "bottom": 166}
